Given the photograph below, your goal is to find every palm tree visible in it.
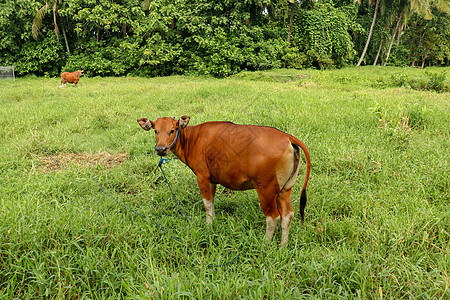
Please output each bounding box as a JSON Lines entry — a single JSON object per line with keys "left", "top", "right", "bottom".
{"left": 410, "top": 0, "right": 450, "bottom": 18}
{"left": 32, "top": 0, "right": 70, "bottom": 53}
{"left": 358, "top": 0, "right": 449, "bottom": 66}
{"left": 356, "top": 0, "right": 381, "bottom": 66}
{"left": 287, "top": 0, "right": 295, "bottom": 42}
{"left": 383, "top": 0, "right": 408, "bottom": 66}
{"left": 382, "top": 14, "right": 402, "bottom": 66}
{"left": 32, "top": 1, "right": 58, "bottom": 40}
{"left": 383, "top": 0, "right": 449, "bottom": 65}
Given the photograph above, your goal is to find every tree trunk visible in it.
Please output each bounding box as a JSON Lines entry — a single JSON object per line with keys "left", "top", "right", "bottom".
{"left": 287, "top": 0, "right": 295, "bottom": 43}
{"left": 373, "top": 42, "right": 383, "bottom": 66}
{"left": 383, "top": 15, "right": 402, "bottom": 66}
{"left": 60, "top": 20, "right": 70, "bottom": 54}
{"left": 417, "top": 30, "right": 426, "bottom": 68}
{"left": 357, "top": 0, "right": 380, "bottom": 67}
{"left": 52, "top": 1, "right": 60, "bottom": 42}
{"left": 396, "top": 20, "right": 405, "bottom": 50}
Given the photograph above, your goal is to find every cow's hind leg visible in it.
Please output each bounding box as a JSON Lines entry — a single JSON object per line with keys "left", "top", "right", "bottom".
{"left": 273, "top": 143, "right": 301, "bottom": 246}
{"left": 255, "top": 183, "right": 281, "bottom": 242}
{"left": 276, "top": 187, "right": 294, "bottom": 246}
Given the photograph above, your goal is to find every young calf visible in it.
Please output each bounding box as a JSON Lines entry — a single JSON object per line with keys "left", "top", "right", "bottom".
{"left": 138, "top": 116, "right": 311, "bottom": 246}
{"left": 59, "top": 70, "right": 83, "bottom": 87}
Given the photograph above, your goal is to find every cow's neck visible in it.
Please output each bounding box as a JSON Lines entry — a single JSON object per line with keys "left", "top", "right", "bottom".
{"left": 170, "top": 127, "right": 191, "bottom": 165}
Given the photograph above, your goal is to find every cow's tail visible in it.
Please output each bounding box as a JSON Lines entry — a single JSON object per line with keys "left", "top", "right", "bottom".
{"left": 290, "top": 136, "right": 311, "bottom": 224}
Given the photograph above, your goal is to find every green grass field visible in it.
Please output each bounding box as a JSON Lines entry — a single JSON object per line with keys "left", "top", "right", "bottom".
{"left": 1, "top": 67, "right": 449, "bottom": 299}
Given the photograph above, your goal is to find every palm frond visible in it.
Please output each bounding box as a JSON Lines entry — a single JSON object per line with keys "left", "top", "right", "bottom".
{"left": 32, "top": 3, "right": 49, "bottom": 39}
{"left": 434, "top": 0, "right": 450, "bottom": 13}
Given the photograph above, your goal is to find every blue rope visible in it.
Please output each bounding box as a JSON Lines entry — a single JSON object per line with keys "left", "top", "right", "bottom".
{"left": 43, "top": 145, "right": 239, "bottom": 267}
{"left": 157, "top": 158, "right": 193, "bottom": 222}
{"left": 157, "top": 158, "right": 241, "bottom": 267}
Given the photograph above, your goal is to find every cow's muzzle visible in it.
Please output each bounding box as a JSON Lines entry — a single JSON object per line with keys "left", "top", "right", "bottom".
{"left": 155, "top": 146, "right": 169, "bottom": 156}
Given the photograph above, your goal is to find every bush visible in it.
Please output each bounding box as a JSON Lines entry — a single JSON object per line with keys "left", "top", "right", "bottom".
{"left": 389, "top": 70, "right": 448, "bottom": 93}
{"left": 15, "top": 32, "right": 64, "bottom": 76}
{"left": 390, "top": 72, "right": 410, "bottom": 88}
{"left": 425, "top": 70, "right": 447, "bottom": 93}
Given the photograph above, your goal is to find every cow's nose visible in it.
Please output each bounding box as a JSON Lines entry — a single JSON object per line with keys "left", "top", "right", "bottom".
{"left": 155, "top": 146, "right": 167, "bottom": 156}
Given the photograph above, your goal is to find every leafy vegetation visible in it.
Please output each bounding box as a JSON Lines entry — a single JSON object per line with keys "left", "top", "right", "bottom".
{"left": 388, "top": 69, "right": 449, "bottom": 92}
{"left": 0, "top": 0, "right": 449, "bottom": 77}
{"left": 0, "top": 67, "right": 448, "bottom": 298}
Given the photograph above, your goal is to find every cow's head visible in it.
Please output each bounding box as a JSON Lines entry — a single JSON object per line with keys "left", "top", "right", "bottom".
{"left": 77, "top": 70, "right": 84, "bottom": 76}
{"left": 138, "top": 115, "right": 190, "bottom": 156}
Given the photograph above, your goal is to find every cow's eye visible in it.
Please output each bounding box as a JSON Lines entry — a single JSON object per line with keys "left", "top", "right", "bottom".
{"left": 169, "top": 129, "right": 175, "bottom": 135}
{"left": 154, "top": 130, "right": 158, "bottom": 135}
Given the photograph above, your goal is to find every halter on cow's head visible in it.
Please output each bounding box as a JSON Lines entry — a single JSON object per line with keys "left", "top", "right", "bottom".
{"left": 138, "top": 115, "right": 190, "bottom": 156}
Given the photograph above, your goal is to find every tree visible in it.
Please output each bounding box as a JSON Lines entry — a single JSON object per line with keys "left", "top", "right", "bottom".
{"left": 290, "top": 2, "right": 357, "bottom": 68}
{"left": 0, "top": 0, "right": 41, "bottom": 66}
{"left": 32, "top": 0, "right": 70, "bottom": 53}
{"left": 356, "top": 0, "right": 380, "bottom": 66}
{"left": 383, "top": 0, "right": 409, "bottom": 66}
{"left": 383, "top": 14, "right": 402, "bottom": 65}
{"left": 403, "top": 9, "right": 450, "bottom": 67}
{"left": 287, "top": 0, "right": 295, "bottom": 42}
{"left": 1, "top": 0, "right": 446, "bottom": 76}
{"left": 358, "top": 0, "right": 449, "bottom": 66}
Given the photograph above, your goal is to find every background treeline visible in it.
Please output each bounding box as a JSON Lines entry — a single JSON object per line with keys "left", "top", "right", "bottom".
{"left": 0, "top": 0, "right": 449, "bottom": 77}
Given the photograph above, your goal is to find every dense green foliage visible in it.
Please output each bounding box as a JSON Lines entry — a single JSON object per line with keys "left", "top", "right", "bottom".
{"left": 0, "top": 0, "right": 449, "bottom": 77}
{"left": 291, "top": 2, "right": 359, "bottom": 68}
{"left": 0, "top": 67, "right": 449, "bottom": 298}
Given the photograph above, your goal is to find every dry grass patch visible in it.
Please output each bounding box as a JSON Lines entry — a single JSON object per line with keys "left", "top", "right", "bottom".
{"left": 37, "top": 152, "right": 128, "bottom": 173}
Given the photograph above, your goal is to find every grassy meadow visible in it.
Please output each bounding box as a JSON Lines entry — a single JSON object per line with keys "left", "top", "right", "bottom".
{"left": 0, "top": 67, "right": 449, "bottom": 299}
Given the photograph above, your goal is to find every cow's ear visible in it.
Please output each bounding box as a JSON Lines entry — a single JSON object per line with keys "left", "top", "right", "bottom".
{"left": 178, "top": 115, "right": 190, "bottom": 129}
{"left": 137, "top": 118, "right": 153, "bottom": 131}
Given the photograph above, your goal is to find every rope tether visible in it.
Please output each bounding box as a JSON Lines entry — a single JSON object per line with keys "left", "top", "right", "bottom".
{"left": 42, "top": 145, "right": 240, "bottom": 267}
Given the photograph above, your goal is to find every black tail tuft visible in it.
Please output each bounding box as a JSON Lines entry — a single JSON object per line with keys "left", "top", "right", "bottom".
{"left": 300, "top": 188, "right": 307, "bottom": 224}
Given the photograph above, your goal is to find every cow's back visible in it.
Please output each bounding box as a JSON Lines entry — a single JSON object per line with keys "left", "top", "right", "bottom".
{"left": 188, "top": 121, "right": 293, "bottom": 156}
{"left": 183, "top": 122, "right": 296, "bottom": 189}
{"left": 61, "top": 72, "right": 79, "bottom": 83}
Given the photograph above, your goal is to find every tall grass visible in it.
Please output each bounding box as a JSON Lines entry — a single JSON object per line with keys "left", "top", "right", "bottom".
{"left": 0, "top": 67, "right": 449, "bottom": 299}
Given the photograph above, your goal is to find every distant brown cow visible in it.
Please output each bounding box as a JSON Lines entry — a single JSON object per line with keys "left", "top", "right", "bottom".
{"left": 138, "top": 116, "right": 311, "bottom": 246}
{"left": 59, "top": 70, "right": 83, "bottom": 87}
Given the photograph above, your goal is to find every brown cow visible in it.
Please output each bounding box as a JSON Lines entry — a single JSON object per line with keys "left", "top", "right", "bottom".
{"left": 138, "top": 116, "right": 311, "bottom": 246}
{"left": 59, "top": 70, "right": 83, "bottom": 87}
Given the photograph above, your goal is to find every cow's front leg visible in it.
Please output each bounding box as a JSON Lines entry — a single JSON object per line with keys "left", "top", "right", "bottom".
{"left": 197, "top": 176, "right": 216, "bottom": 224}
